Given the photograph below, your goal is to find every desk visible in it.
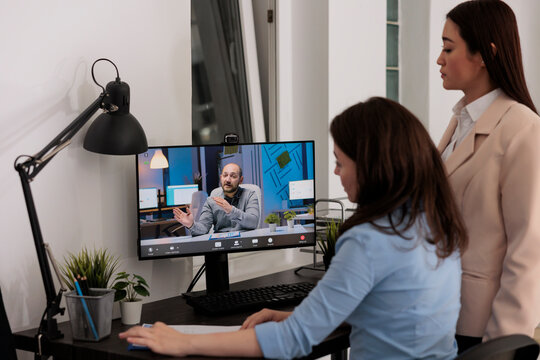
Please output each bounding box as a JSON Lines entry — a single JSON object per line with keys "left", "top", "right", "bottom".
{"left": 13, "top": 269, "right": 350, "bottom": 359}
{"left": 140, "top": 218, "right": 184, "bottom": 239}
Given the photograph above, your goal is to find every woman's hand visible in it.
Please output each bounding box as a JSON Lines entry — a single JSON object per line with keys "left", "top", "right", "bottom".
{"left": 120, "top": 322, "right": 263, "bottom": 358}
{"left": 119, "top": 322, "right": 190, "bottom": 357}
{"left": 241, "top": 308, "right": 292, "bottom": 329}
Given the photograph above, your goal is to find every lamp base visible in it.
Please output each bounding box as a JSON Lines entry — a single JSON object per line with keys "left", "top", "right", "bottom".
{"left": 39, "top": 316, "right": 64, "bottom": 340}
{"left": 38, "top": 289, "right": 65, "bottom": 341}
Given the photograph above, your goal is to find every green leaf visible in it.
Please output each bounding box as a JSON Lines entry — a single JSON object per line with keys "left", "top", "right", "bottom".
{"left": 264, "top": 213, "right": 280, "bottom": 224}
{"left": 111, "top": 271, "right": 150, "bottom": 301}
{"left": 113, "top": 272, "right": 129, "bottom": 281}
{"left": 133, "top": 275, "right": 149, "bottom": 287}
{"left": 133, "top": 285, "right": 150, "bottom": 298}
{"left": 59, "top": 247, "right": 120, "bottom": 290}
{"left": 114, "top": 289, "right": 126, "bottom": 302}
{"left": 283, "top": 210, "right": 297, "bottom": 220}
{"left": 112, "top": 281, "right": 129, "bottom": 290}
{"left": 317, "top": 219, "right": 340, "bottom": 258}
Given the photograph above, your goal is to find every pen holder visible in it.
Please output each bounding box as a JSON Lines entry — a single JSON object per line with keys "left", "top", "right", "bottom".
{"left": 65, "top": 288, "right": 115, "bottom": 341}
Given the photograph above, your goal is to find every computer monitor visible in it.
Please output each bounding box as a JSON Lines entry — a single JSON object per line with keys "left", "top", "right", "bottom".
{"left": 136, "top": 141, "right": 316, "bottom": 292}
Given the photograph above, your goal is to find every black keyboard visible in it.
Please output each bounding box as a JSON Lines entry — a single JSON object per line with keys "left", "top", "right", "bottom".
{"left": 184, "top": 282, "right": 315, "bottom": 315}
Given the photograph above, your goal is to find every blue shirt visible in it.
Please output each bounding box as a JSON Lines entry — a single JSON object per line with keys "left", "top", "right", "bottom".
{"left": 255, "top": 215, "right": 461, "bottom": 359}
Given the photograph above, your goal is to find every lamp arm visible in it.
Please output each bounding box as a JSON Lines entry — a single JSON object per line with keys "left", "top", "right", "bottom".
{"left": 13, "top": 93, "right": 105, "bottom": 340}
{"left": 18, "top": 94, "right": 105, "bottom": 181}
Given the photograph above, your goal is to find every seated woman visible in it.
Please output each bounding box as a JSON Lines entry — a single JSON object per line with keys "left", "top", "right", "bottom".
{"left": 119, "top": 97, "right": 468, "bottom": 359}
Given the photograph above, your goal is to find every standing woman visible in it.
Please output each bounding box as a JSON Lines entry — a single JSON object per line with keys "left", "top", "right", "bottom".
{"left": 437, "top": 0, "right": 540, "bottom": 352}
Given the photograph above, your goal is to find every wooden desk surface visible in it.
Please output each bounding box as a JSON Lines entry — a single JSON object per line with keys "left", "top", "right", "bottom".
{"left": 13, "top": 268, "right": 350, "bottom": 359}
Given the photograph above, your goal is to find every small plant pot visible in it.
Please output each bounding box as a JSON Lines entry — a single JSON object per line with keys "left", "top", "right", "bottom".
{"left": 120, "top": 300, "right": 143, "bottom": 325}
{"left": 64, "top": 288, "right": 115, "bottom": 341}
{"left": 287, "top": 219, "right": 294, "bottom": 229}
{"left": 268, "top": 223, "right": 277, "bottom": 232}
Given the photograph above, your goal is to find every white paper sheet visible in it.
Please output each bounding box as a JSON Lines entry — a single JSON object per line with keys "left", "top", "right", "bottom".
{"left": 169, "top": 324, "right": 241, "bottom": 334}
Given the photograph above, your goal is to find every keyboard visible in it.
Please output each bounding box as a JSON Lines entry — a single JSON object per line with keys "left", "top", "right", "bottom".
{"left": 183, "top": 282, "right": 315, "bottom": 315}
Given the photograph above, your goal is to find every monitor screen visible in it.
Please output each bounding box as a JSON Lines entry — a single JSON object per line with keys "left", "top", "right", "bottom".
{"left": 136, "top": 141, "right": 316, "bottom": 268}
{"left": 139, "top": 188, "right": 159, "bottom": 209}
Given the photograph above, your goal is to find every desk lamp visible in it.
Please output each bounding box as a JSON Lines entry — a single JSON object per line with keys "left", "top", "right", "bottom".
{"left": 14, "top": 58, "right": 148, "bottom": 341}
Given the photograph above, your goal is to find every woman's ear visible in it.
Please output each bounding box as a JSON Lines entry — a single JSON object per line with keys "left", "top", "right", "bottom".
{"left": 490, "top": 42, "right": 497, "bottom": 56}
{"left": 480, "top": 43, "right": 497, "bottom": 67}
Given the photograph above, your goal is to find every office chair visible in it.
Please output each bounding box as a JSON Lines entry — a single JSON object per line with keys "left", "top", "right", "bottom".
{"left": 190, "top": 190, "right": 209, "bottom": 222}
{"left": 0, "top": 286, "right": 17, "bottom": 360}
{"left": 210, "top": 184, "right": 263, "bottom": 228}
{"left": 455, "top": 334, "right": 539, "bottom": 360}
{"left": 164, "top": 190, "right": 209, "bottom": 237}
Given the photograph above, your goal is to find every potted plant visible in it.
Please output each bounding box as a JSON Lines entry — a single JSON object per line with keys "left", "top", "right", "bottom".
{"left": 318, "top": 219, "right": 340, "bottom": 270}
{"left": 60, "top": 247, "right": 119, "bottom": 340}
{"left": 283, "top": 210, "right": 296, "bottom": 229}
{"left": 264, "top": 213, "right": 280, "bottom": 232}
{"left": 60, "top": 247, "right": 120, "bottom": 290}
{"left": 193, "top": 171, "right": 203, "bottom": 191}
{"left": 112, "top": 272, "right": 150, "bottom": 325}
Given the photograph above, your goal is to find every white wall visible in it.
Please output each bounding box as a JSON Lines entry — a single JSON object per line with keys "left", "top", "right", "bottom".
{"left": 277, "top": 0, "right": 386, "bottom": 203}
{"left": 0, "top": 2, "right": 192, "bottom": 357}
{"left": 277, "top": 0, "right": 329, "bottom": 200}
{"left": 239, "top": 0, "right": 387, "bottom": 278}
{"left": 328, "top": 1, "right": 386, "bottom": 201}
{"left": 506, "top": 0, "right": 540, "bottom": 110}
{"left": 400, "top": 0, "right": 430, "bottom": 127}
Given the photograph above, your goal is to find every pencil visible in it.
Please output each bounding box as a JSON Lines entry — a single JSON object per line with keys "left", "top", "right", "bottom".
{"left": 74, "top": 280, "right": 99, "bottom": 340}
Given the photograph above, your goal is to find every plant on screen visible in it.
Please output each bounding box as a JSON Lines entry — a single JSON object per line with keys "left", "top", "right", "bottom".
{"left": 264, "top": 213, "right": 280, "bottom": 224}
{"left": 283, "top": 210, "right": 296, "bottom": 220}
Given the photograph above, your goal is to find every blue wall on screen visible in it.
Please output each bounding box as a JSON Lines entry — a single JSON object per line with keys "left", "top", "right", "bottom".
{"left": 168, "top": 147, "right": 194, "bottom": 185}
{"left": 261, "top": 142, "right": 314, "bottom": 216}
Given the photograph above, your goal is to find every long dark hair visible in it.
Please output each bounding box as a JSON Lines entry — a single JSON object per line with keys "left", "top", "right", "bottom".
{"left": 330, "top": 97, "right": 467, "bottom": 258}
{"left": 447, "top": 0, "right": 537, "bottom": 113}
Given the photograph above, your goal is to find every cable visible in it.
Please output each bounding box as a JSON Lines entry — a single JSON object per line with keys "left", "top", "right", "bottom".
{"left": 91, "top": 58, "right": 120, "bottom": 93}
{"left": 185, "top": 263, "right": 206, "bottom": 293}
{"left": 14, "top": 154, "right": 34, "bottom": 168}
{"left": 36, "top": 307, "right": 47, "bottom": 336}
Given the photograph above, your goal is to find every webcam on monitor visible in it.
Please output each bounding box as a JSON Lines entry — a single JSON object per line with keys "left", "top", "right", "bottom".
{"left": 223, "top": 133, "right": 239, "bottom": 144}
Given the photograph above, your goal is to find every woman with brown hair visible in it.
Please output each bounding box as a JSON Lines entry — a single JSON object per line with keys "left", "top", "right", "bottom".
{"left": 437, "top": 0, "right": 540, "bottom": 352}
{"left": 120, "top": 97, "right": 467, "bottom": 359}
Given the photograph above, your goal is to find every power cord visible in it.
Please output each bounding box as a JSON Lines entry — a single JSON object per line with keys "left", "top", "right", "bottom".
{"left": 185, "top": 263, "right": 206, "bottom": 293}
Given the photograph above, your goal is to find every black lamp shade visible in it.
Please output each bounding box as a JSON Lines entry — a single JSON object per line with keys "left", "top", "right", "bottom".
{"left": 83, "top": 79, "right": 148, "bottom": 155}
{"left": 83, "top": 112, "right": 148, "bottom": 155}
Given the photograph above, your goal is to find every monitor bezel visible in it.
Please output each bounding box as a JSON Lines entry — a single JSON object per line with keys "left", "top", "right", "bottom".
{"left": 135, "top": 140, "right": 317, "bottom": 261}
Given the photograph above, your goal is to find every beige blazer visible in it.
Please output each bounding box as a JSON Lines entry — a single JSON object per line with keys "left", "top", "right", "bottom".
{"left": 438, "top": 93, "right": 540, "bottom": 340}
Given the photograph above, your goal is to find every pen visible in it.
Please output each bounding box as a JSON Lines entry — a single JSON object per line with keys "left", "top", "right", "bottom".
{"left": 81, "top": 276, "right": 90, "bottom": 296}
{"left": 74, "top": 279, "right": 99, "bottom": 340}
{"left": 75, "top": 274, "right": 89, "bottom": 337}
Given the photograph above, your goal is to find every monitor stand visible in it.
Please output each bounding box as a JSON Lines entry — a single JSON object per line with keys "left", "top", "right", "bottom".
{"left": 204, "top": 253, "right": 230, "bottom": 293}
